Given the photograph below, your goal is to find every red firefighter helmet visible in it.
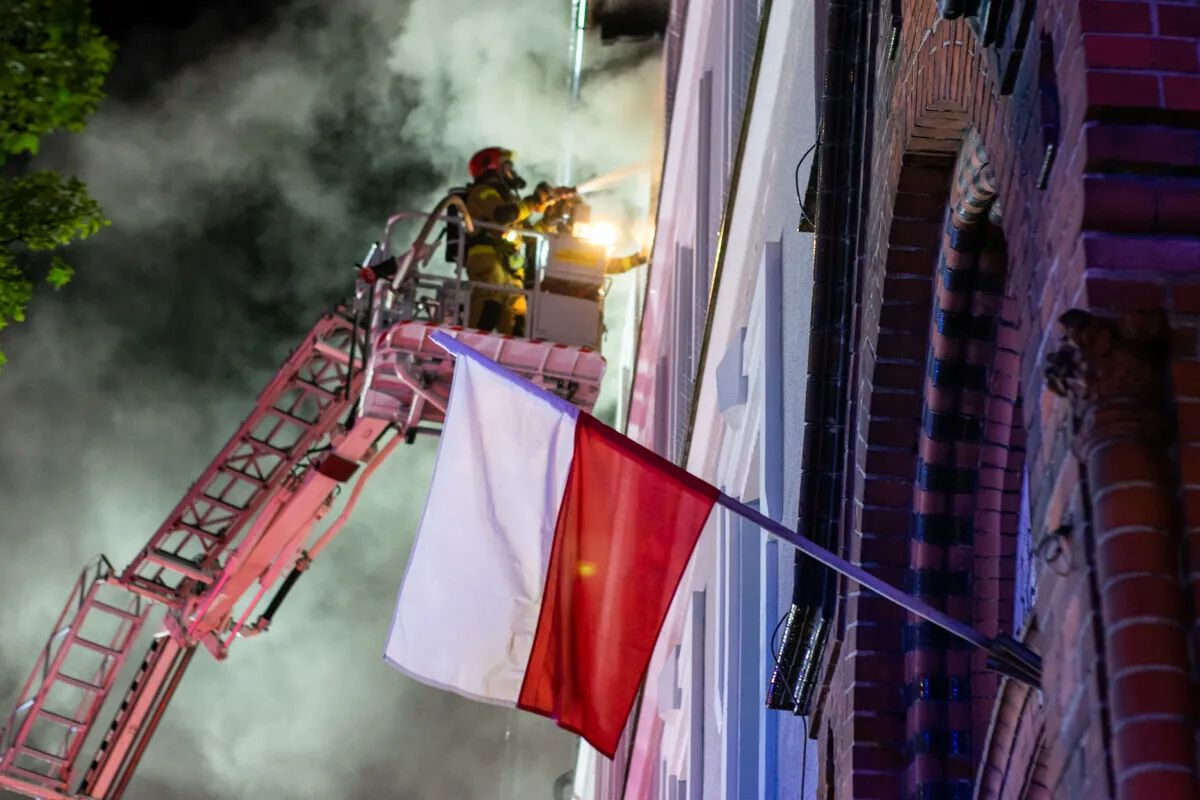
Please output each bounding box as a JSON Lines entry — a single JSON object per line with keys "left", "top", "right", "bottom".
{"left": 468, "top": 147, "right": 514, "bottom": 180}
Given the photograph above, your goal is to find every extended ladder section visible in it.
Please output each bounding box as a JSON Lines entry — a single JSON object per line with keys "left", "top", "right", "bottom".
{"left": 120, "top": 313, "right": 362, "bottom": 607}
{"left": 0, "top": 204, "right": 612, "bottom": 800}
{"left": 0, "top": 559, "right": 147, "bottom": 800}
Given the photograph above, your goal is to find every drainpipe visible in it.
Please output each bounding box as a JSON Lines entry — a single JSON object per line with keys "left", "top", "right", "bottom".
{"left": 766, "top": 0, "right": 868, "bottom": 713}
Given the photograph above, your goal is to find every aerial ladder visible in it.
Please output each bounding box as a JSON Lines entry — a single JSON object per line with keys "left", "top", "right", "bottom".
{"left": 0, "top": 197, "right": 615, "bottom": 800}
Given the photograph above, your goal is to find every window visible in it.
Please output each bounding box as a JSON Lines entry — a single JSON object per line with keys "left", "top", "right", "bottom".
{"left": 724, "top": 0, "right": 759, "bottom": 177}
{"left": 1014, "top": 466, "right": 1035, "bottom": 632}
{"left": 672, "top": 245, "right": 696, "bottom": 461}
{"left": 689, "top": 591, "right": 706, "bottom": 798}
{"left": 696, "top": 69, "right": 714, "bottom": 325}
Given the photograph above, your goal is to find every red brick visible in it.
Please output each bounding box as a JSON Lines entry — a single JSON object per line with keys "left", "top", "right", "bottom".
{"left": 859, "top": 508, "right": 909, "bottom": 537}
{"left": 1173, "top": 361, "right": 1200, "bottom": 398}
{"left": 1172, "top": 324, "right": 1198, "bottom": 357}
{"left": 1088, "top": 439, "right": 1166, "bottom": 484}
{"left": 1083, "top": 34, "right": 1200, "bottom": 72}
{"left": 876, "top": 331, "right": 927, "bottom": 360}
{"left": 874, "top": 390, "right": 923, "bottom": 418}
{"left": 1082, "top": 175, "right": 1156, "bottom": 231}
{"left": 888, "top": 219, "right": 941, "bottom": 249}
{"left": 1181, "top": 443, "right": 1200, "bottom": 478}
{"left": 1113, "top": 717, "right": 1194, "bottom": 771}
{"left": 1085, "top": 276, "right": 1165, "bottom": 309}
{"left": 1107, "top": 620, "right": 1189, "bottom": 672}
{"left": 1112, "top": 667, "right": 1192, "bottom": 719}
{"left": 849, "top": 593, "right": 908, "bottom": 625}
{"left": 1157, "top": 181, "right": 1200, "bottom": 234}
{"left": 850, "top": 771, "right": 904, "bottom": 799}
{"left": 1104, "top": 574, "right": 1183, "bottom": 620}
{"left": 873, "top": 359, "right": 916, "bottom": 391}
{"left": 883, "top": 275, "right": 933, "bottom": 304}
{"left": 868, "top": 418, "right": 919, "bottom": 448}
{"left": 864, "top": 448, "right": 918, "bottom": 480}
{"left": 1181, "top": 489, "right": 1200, "bottom": 528}
{"left": 1119, "top": 769, "right": 1199, "bottom": 799}
{"left": 1157, "top": 3, "right": 1200, "bottom": 38}
{"left": 1180, "top": 402, "right": 1200, "bottom": 440}
{"left": 880, "top": 302, "right": 931, "bottom": 332}
{"left": 848, "top": 740, "right": 905, "bottom": 772}
{"left": 849, "top": 711, "right": 905, "bottom": 744}
{"left": 1084, "top": 122, "right": 1200, "bottom": 170}
{"left": 1172, "top": 283, "right": 1200, "bottom": 313}
{"left": 1163, "top": 74, "right": 1200, "bottom": 113}
{"left": 896, "top": 165, "right": 952, "bottom": 195}
{"left": 1086, "top": 70, "right": 1161, "bottom": 110}
{"left": 1093, "top": 484, "right": 1174, "bottom": 530}
{"left": 863, "top": 478, "right": 914, "bottom": 507}
{"left": 892, "top": 190, "right": 946, "bottom": 220}
{"left": 1082, "top": 232, "right": 1200, "bottom": 272}
{"left": 885, "top": 246, "right": 938, "bottom": 276}
{"left": 1098, "top": 529, "right": 1176, "bottom": 577}
{"left": 1080, "top": 1, "right": 1153, "bottom": 34}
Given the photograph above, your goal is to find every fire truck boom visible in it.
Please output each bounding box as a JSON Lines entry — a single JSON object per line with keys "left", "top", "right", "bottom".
{"left": 0, "top": 202, "right": 610, "bottom": 800}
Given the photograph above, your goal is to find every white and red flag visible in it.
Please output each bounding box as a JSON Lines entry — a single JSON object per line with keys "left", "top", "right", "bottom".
{"left": 383, "top": 331, "right": 715, "bottom": 757}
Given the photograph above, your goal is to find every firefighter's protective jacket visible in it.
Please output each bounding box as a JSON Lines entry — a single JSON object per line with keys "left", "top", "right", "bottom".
{"left": 464, "top": 176, "right": 540, "bottom": 271}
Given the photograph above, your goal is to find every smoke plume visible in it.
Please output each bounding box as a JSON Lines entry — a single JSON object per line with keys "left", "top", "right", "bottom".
{"left": 0, "top": 1, "right": 661, "bottom": 797}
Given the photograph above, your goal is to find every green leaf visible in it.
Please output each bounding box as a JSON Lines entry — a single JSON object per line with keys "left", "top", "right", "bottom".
{"left": 0, "top": 171, "right": 108, "bottom": 250}
{"left": 0, "top": 0, "right": 115, "bottom": 163}
{"left": 46, "top": 254, "right": 73, "bottom": 288}
{"left": 0, "top": 1, "right": 113, "bottom": 371}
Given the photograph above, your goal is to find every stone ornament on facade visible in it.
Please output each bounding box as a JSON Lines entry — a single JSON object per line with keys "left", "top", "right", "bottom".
{"left": 1044, "top": 309, "right": 1170, "bottom": 418}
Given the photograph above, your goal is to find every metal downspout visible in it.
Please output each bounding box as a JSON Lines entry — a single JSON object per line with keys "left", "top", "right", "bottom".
{"left": 766, "top": 0, "right": 867, "bottom": 714}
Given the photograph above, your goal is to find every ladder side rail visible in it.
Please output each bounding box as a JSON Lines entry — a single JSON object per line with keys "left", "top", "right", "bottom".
{"left": 0, "top": 770, "right": 76, "bottom": 800}
{"left": 0, "top": 563, "right": 149, "bottom": 796}
{"left": 56, "top": 588, "right": 148, "bottom": 782}
{"left": 121, "top": 314, "right": 360, "bottom": 602}
{"left": 0, "top": 562, "right": 95, "bottom": 759}
{"left": 73, "top": 316, "right": 366, "bottom": 794}
{"left": 186, "top": 415, "right": 391, "bottom": 648}
{"left": 76, "top": 636, "right": 193, "bottom": 800}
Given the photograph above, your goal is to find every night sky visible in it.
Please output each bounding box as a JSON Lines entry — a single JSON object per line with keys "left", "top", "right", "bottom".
{"left": 0, "top": 1, "right": 660, "bottom": 797}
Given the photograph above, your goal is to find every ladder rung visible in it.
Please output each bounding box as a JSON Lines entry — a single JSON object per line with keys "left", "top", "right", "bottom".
{"left": 271, "top": 407, "right": 321, "bottom": 429}
{"left": 18, "top": 745, "right": 69, "bottom": 767}
{"left": 197, "top": 493, "right": 244, "bottom": 515}
{"left": 74, "top": 637, "right": 123, "bottom": 659}
{"left": 55, "top": 673, "right": 104, "bottom": 693}
{"left": 37, "top": 709, "right": 84, "bottom": 728}
{"left": 90, "top": 599, "right": 141, "bottom": 623}
{"left": 4, "top": 762, "right": 63, "bottom": 786}
{"left": 142, "top": 550, "right": 213, "bottom": 584}
{"left": 216, "top": 465, "right": 268, "bottom": 488}
{"left": 298, "top": 379, "right": 338, "bottom": 401}
{"left": 123, "top": 578, "right": 176, "bottom": 603}
{"left": 243, "top": 436, "right": 291, "bottom": 459}
{"left": 171, "top": 520, "right": 225, "bottom": 543}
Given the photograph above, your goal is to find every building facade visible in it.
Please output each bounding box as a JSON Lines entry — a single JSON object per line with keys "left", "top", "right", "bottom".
{"left": 581, "top": 0, "right": 1200, "bottom": 799}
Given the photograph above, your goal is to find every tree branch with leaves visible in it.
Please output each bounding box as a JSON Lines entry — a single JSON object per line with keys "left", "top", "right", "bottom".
{"left": 0, "top": 0, "right": 114, "bottom": 368}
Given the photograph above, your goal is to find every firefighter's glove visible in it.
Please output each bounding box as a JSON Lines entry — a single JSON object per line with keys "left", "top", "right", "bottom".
{"left": 531, "top": 182, "right": 555, "bottom": 212}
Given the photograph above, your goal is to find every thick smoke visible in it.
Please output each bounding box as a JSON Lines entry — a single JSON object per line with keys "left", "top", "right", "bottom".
{"left": 0, "top": 1, "right": 660, "bottom": 797}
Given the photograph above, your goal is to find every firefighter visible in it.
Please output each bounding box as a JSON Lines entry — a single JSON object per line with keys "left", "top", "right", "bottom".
{"left": 604, "top": 250, "right": 648, "bottom": 275}
{"left": 463, "top": 147, "right": 573, "bottom": 335}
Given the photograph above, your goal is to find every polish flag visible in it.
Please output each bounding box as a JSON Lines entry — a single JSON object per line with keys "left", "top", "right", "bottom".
{"left": 384, "top": 331, "right": 716, "bottom": 757}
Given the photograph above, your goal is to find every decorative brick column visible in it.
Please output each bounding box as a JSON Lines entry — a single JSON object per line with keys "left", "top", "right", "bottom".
{"left": 1046, "top": 309, "right": 1197, "bottom": 800}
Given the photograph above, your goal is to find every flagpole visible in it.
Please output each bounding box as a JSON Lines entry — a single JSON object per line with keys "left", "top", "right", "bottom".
{"left": 713, "top": 492, "right": 1042, "bottom": 685}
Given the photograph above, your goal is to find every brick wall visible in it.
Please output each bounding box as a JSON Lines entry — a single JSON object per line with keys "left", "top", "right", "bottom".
{"left": 813, "top": 1, "right": 1200, "bottom": 798}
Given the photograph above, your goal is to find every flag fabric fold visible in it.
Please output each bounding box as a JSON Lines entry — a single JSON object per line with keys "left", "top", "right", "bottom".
{"left": 384, "top": 331, "right": 716, "bottom": 757}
